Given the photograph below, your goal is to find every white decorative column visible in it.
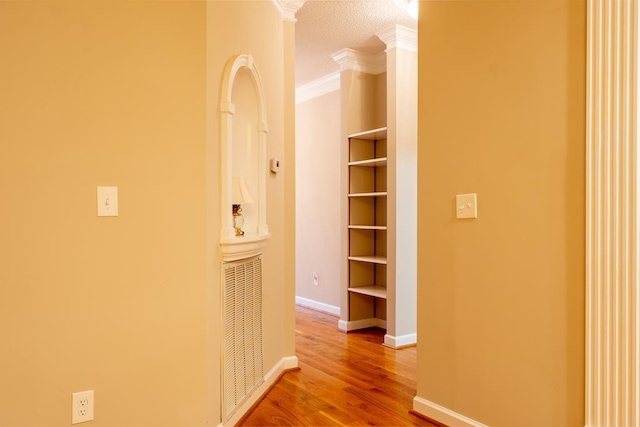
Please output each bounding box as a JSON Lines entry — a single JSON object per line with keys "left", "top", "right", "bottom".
{"left": 586, "top": 1, "right": 640, "bottom": 426}
{"left": 377, "top": 25, "right": 418, "bottom": 348}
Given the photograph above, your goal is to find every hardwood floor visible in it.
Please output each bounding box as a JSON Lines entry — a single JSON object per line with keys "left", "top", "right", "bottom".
{"left": 238, "top": 305, "right": 439, "bottom": 426}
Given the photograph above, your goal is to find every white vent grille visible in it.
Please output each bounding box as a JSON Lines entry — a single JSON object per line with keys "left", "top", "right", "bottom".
{"left": 222, "top": 255, "right": 264, "bottom": 422}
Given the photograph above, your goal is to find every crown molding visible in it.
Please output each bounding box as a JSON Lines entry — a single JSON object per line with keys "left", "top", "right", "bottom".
{"left": 296, "top": 71, "right": 340, "bottom": 105}
{"left": 376, "top": 24, "right": 418, "bottom": 53}
{"left": 271, "top": 0, "right": 305, "bottom": 22}
{"left": 331, "top": 48, "right": 386, "bottom": 75}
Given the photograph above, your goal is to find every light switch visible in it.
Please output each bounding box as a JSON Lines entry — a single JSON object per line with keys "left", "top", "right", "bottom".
{"left": 97, "top": 186, "right": 118, "bottom": 217}
{"left": 456, "top": 193, "right": 477, "bottom": 219}
{"left": 270, "top": 158, "right": 281, "bottom": 173}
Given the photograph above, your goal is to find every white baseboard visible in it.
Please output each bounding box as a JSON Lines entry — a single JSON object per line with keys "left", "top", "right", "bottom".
{"left": 383, "top": 332, "right": 417, "bottom": 348}
{"left": 337, "top": 318, "right": 386, "bottom": 332}
{"left": 223, "top": 355, "right": 299, "bottom": 427}
{"left": 413, "top": 396, "right": 488, "bottom": 427}
{"left": 295, "top": 296, "right": 340, "bottom": 316}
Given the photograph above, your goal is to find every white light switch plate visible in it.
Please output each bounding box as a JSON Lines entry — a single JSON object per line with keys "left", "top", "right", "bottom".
{"left": 97, "top": 186, "right": 118, "bottom": 217}
{"left": 456, "top": 193, "right": 477, "bottom": 219}
{"left": 270, "top": 158, "right": 281, "bottom": 173}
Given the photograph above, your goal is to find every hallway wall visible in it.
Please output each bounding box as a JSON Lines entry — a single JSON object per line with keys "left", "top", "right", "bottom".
{"left": 296, "top": 89, "right": 342, "bottom": 312}
{"left": 0, "top": 1, "right": 295, "bottom": 425}
{"left": 416, "top": 1, "right": 586, "bottom": 426}
{"left": 0, "top": 3, "right": 209, "bottom": 425}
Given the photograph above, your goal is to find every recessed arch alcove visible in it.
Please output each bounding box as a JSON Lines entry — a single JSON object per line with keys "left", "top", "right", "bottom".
{"left": 219, "top": 54, "right": 270, "bottom": 261}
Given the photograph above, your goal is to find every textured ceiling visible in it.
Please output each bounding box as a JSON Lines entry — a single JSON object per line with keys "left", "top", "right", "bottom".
{"left": 295, "top": 0, "right": 417, "bottom": 87}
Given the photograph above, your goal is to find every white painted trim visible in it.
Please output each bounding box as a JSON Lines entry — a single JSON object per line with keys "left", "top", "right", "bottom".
{"left": 220, "top": 234, "right": 270, "bottom": 262}
{"left": 219, "top": 54, "right": 270, "bottom": 247}
{"left": 331, "top": 48, "right": 386, "bottom": 75}
{"left": 413, "top": 396, "right": 489, "bottom": 427}
{"left": 586, "top": 1, "right": 640, "bottom": 426}
{"left": 376, "top": 24, "right": 418, "bottom": 53}
{"left": 295, "top": 72, "right": 340, "bottom": 105}
{"left": 337, "top": 318, "right": 386, "bottom": 332}
{"left": 383, "top": 332, "right": 417, "bottom": 348}
{"left": 270, "top": 0, "right": 305, "bottom": 22}
{"left": 222, "top": 356, "right": 299, "bottom": 427}
{"left": 295, "top": 296, "right": 340, "bottom": 316}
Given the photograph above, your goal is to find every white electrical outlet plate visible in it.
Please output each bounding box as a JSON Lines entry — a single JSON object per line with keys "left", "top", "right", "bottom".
{"left": 456, "top": 193, "right": 478, "bottom": 219}
{"left": 72, "top": 390, "right": 94, "bottom": 424}
{"left": 97, "top": 186, "right": 118, "bottom": 217}
{"left": 313, "top": 272, "right": 319, "bottom": 286}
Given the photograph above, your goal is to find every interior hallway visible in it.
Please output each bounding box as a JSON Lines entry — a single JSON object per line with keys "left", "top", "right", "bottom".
{"left": 239, "top": 305, "right": 438, "bottom": 426}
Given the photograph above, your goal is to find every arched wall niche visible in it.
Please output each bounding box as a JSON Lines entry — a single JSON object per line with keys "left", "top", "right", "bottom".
{"left": 219, "top": 54, "right": 270, "bottom": 261}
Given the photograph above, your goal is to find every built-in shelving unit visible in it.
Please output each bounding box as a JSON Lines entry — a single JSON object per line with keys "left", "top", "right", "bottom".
{"left": 348, "top": 192, "right": 388, "bottom": 197}
{"left": 348, "top": 225, "right": 387, "bottom": 230}
{"left": 347, "top": 127, "right": 388, "bottom": 325}
{"left": 347, "top": 255, "right": 387, "bottom": 264}
{"left": 347, "top": 285, "right": 388, "bottom": 299}
{"left": 336, "top": 30, "right": 417, "bottom": 348}
{"left": 348, "top": 158, "right": 388, "bottom": 167}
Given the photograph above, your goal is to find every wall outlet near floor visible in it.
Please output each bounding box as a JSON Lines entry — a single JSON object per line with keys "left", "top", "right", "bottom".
{"left": 72, "top": 390, "right": 94, "bottom": 424}
{"left": 313, "top": 272, "right": 319, "bottom": 286}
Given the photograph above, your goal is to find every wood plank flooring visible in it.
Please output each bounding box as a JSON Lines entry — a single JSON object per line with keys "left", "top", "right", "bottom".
{"left": 238, "top": 305, "right": 439, "bottom": 426}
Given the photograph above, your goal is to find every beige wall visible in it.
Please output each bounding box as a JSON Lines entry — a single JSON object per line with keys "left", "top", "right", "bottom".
{"left": 341, "top": 70, "right": 386, "bottom": 136}
{"left": 0, "top": 1, "right": 294, "bottom": 426}
{"left": 296, "top": 90, "right": 342, "bottom": 310}
{"left": 207, "top": 0, "right": 294, "bottom": 372}
{"left": 416, "top": 1, "right": 585, "bottom": 426}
